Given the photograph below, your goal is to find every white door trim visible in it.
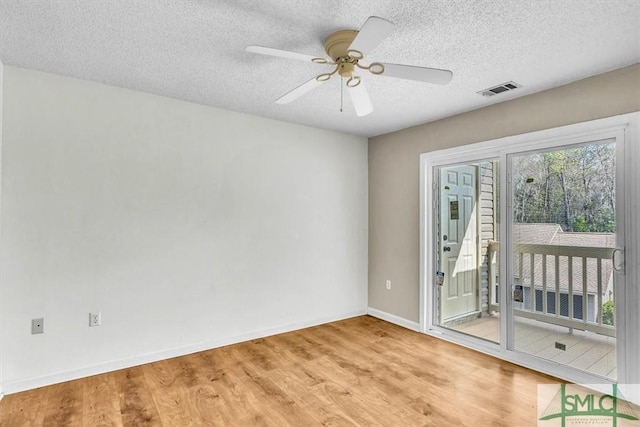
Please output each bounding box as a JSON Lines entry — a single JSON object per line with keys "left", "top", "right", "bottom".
{"left": 419, "top": 112, "right": 640, "bottom": 403}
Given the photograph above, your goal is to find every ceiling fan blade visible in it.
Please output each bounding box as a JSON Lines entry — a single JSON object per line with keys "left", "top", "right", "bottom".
{"left": 246, "top": 45, "right": 323, "bottom": 63}
{"left": 347, "top": 81, "right": 373, "bottom": 117}
{"left": 379, "top": 63, "right": 453, "bottom": 85}
{"left": 348, "top": 16, "right": 394, "bottom": 57}
{"left": 275, "top": 78, "right": 324, "bottom": 104}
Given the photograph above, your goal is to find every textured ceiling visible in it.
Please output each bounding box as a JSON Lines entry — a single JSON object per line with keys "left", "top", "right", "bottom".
{"left": 1, "top": 0, "right": 639, "bottom": 137}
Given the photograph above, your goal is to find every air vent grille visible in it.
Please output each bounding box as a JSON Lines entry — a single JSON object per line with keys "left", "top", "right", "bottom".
{"left": 478, "top": 81, "right": 522, "bottom": 97}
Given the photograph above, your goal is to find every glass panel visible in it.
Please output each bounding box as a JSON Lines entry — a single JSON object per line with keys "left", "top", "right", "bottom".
{"left": 509, "top": 140, "right": 617, "bottom": 379}
{"left": 434, "top": 160, "right": 500, "bottom": 343}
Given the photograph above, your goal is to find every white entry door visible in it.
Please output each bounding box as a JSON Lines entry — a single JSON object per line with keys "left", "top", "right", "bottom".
{"left": 439, "top": 165, "right": 479, "bottom": 321}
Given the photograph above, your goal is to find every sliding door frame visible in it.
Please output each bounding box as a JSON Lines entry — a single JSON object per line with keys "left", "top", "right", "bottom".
{"left": 419, "top": 112, "right": 639, "bottom": 402}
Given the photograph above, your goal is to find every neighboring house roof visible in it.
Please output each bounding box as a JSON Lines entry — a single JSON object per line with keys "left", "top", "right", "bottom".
{"left": 513, "top": 224, "right": 615, "bottom": 295}
{"left": 513, "top": 223, "right": 562, "bottom": 245}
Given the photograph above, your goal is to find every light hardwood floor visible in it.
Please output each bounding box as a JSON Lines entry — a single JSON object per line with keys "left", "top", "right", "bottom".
{"left": 1, "top": 315, "right": 565, "bottom": 426}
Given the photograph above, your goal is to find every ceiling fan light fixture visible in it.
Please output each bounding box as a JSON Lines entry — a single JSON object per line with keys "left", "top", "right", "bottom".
{"left": 311, "top": 57, "right": 329, "bottom": 64}
{"left": 347, "top": 49, "right": 364, "bottom": 59}
{"left": 368, "top": 62, "right": 385, "bottom": 75}
{"left": 316, "top": 73, "right": 332, "bottom": 82}
{"left": 317, "top": 65, "right": 339, "bottom": 82}
{"left": 346, "top": 76, "right": 361, "bottom": 88}
{"left": 338, "top": 62, "right": 356, "bottom": 78}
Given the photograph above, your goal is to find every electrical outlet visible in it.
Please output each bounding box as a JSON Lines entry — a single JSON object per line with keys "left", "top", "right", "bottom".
{"left": 31, "top": 318, "right": 44, "bottom": 334}
{"left": 89, "top": 312, "right": 101, "bottom": 327}
{"left": 386, "top": 280, "right": 391, "bottom": 290}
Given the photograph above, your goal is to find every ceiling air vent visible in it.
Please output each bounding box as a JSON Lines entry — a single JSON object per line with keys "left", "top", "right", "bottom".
{"left": 478, "top": 81, "right": 522, "bottom": 97}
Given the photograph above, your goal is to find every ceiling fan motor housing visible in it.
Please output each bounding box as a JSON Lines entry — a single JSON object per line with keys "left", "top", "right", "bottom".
{"left": 324, "top": 30, "right": 359, "bottom": 77}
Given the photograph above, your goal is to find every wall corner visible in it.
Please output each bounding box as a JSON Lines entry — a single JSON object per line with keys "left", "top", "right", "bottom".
{"left": 0, "top": 57, "right": 4, "bottom": 397}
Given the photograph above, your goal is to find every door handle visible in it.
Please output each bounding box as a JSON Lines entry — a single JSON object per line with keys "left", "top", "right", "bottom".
{"left": 612, "top": 248, "right": 625, "bottom": 273}
{"left": 443, "top": 246, "right": 451, "bottom": 252}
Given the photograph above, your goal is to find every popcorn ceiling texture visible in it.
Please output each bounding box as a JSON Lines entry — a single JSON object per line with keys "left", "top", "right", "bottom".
{"left": 0, "top": 0, "right": 638, "bottom": 137}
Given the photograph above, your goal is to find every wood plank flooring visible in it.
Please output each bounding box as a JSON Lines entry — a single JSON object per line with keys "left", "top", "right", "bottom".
{"left": 1, "top": 315, "right": 568, "bottom": 426}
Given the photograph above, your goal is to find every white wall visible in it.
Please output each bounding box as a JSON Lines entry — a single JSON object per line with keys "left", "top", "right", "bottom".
{"left": 0, "top": 58, "right": 4, "bottom": 399}
{"left": 0, "top": 66, "right": 368, "bottom": 393}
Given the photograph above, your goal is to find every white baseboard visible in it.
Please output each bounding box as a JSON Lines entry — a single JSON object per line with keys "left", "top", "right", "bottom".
{"left": 367, "top": 307, "right": 420, "bottom": 332}
{"left": 2, "top": 309, "right": 367, "bottom": 395}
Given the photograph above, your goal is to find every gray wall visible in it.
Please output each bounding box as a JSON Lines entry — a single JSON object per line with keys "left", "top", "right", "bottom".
{"left": 368, "top": 63, "right": 640, "bottom": 322}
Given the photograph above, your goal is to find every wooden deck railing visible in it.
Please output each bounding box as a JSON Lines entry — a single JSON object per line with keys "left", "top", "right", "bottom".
{"left": 487, "top": 241, "right": 616, "bottom": 337}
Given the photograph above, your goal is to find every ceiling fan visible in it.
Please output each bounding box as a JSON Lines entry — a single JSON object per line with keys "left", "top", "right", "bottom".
{"left": 245, "top": 16, "right": 453, "bottom": 117}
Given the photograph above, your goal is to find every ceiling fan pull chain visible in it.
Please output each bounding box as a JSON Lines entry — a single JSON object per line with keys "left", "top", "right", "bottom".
{"left": 340, "top": 77, "right": 344, "bottom": 112}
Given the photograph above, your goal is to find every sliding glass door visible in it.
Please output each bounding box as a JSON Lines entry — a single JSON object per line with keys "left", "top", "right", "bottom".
{"left": 507, "top": 139, "right": 621, "bottom": 380}
{"left": 422, "top": 114, "right": 637, "bottom": 390}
